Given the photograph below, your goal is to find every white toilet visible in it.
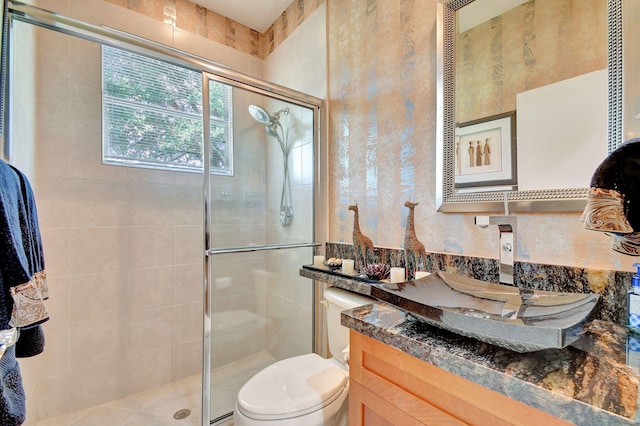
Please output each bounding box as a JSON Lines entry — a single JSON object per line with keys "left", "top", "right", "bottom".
{"left": 233, "top": 287, "right": 372, "bottom": 426}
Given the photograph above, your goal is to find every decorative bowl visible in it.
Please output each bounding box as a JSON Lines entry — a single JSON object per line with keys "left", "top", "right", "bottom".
{"left": 364, "top": 263, "right": 390, "bottom": 281}
{"left": 324, "top": 258, "right": 342, "bottom": 270}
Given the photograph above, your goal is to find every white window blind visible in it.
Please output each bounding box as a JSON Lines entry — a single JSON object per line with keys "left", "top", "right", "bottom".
{"left": 102, "top": 46, "right": 233, "bottom": 175}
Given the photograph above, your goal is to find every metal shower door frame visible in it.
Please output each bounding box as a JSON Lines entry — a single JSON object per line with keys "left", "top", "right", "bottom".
{"left": 4, "top": 3, "right": 323, "bottom": 425}
{"left": 201, "top": 74, "right": 321, "bottom": 425}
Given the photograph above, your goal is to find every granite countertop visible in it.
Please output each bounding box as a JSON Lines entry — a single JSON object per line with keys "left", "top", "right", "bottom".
{"left": 301, "top": 266, "right": 640, "bottom": 426}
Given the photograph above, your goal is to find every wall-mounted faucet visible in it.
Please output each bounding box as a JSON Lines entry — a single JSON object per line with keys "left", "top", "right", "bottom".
{"left": 474, "top": 215, "right": 516, "bottom": 285}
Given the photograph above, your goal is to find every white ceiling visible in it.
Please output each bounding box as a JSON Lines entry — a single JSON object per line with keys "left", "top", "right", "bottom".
{"left": 189, "top": 0, "right": 293, "bottom": 33}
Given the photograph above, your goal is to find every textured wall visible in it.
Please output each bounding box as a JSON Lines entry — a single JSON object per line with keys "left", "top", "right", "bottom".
{"left": 327, "top": 0, "right": 637, "bottom": 273}
{"left": 328, "top": 0, "right": 434, "bottom": 247}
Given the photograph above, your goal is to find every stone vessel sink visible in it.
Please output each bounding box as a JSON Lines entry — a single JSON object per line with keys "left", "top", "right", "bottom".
{"left": 371, "top": 271, "right": 599, "bottom": 353}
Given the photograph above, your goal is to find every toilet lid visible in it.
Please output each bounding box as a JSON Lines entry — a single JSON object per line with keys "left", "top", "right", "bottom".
{"left": 236, "top": 353, "right": 348, "bottom": 421}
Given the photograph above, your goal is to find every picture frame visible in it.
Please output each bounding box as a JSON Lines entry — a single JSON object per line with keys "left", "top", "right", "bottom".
{"left": 454, "top": 111, "right": 517, "bottom": 189}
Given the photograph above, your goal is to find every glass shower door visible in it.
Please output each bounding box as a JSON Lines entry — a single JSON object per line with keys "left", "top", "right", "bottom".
{"left": 202, "top": 75, "right": 319, "bottom": 425}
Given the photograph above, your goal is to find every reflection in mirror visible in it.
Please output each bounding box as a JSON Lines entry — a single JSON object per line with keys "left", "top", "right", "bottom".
{"left": 436, "top": 0, "right": 623, "bottom": 212}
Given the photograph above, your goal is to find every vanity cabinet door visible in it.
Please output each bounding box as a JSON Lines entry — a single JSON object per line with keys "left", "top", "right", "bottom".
{"left": 350, "top": 381, "right": 428, "bottom": 426}
{"left": 349, "top": 331, "right": 572, "bottom": 426}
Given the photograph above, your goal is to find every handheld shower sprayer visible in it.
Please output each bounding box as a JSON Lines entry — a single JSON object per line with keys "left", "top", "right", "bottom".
{"left": 248, "top": 104, "right": 293, "bottom": 227}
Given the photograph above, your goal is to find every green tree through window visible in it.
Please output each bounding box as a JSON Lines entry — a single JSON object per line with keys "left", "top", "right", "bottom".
{"left": 102, "top": 46, "right": 233, "bottom": 174}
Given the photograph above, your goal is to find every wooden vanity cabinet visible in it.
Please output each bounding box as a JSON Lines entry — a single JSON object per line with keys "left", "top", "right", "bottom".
{"left": 348, "top": 331, "right": 572, "bottom": 426}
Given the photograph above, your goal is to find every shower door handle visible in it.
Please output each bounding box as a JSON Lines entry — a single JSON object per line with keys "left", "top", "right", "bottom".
{"left": 207, "top": 241, "right": 321, "bottom": 256}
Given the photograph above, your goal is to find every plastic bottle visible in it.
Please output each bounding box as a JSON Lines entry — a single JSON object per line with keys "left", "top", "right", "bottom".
{"left": 626, "top": 264, "right": 640, "bottom": 367}
{"left": 628, "top": 263, "right": 640, "bottom": 329}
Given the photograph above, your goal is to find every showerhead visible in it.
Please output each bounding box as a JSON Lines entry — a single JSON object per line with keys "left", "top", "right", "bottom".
{"left": 248, "top": 105, "right": 290, "bottom": 126}
{"left": 250, "top": 104, "right": 289, "bottom": 153}
{"left": 248, "top": 105, "right": 272, "bottom": 124}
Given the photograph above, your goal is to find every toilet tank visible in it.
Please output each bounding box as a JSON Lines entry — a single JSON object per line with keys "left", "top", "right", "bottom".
{"left": 323, "top": 287, "right": 373, "bottom": 363}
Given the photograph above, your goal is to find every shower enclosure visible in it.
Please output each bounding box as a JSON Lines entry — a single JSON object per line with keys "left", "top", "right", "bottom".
{"left": 3, "top": 2, "right": 321, "bottom": 425}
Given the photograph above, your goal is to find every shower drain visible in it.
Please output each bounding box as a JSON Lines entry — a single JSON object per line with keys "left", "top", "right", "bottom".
{"left": 173, "top": 409, "right": 191, "bottom": 420}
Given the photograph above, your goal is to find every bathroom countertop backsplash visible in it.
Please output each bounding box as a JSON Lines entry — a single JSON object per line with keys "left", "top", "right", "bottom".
{"left": 324, "top": 242, "right": 633, "bottom": 325}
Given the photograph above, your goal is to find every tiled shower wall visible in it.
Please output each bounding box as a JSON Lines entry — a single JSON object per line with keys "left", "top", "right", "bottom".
{"left": 262, "top": 3, "right": 327, "bottom": 360}
{"left": 25, "top": 10, "right": 212, "bottom": 420}
{"left": 10, "top": 0, "right": 325, "bottom": 423}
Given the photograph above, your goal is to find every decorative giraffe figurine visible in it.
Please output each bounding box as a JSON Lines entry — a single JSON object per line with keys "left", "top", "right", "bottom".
{"left": 404, "top": 201, "right": 427, "bottom": 280}
{"left": 348, "top": 204, "right": 374, "bottom": 273}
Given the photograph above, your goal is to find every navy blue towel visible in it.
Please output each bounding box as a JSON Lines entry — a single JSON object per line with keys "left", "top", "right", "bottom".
{"left": 0, "top": 346, "right": 25, "bottom": 425}
{"left": 15, "top": 326, "right": 44, "bottom": 358}
{"left": 0, "top": 161, "right": 32, "bottom": 327}
{"left": 0, "top": 159, "right": 49, "bottom": 423}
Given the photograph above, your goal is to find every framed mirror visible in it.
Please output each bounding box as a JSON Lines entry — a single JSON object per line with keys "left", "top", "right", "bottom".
{"left": 436, "top": 0, "right": 622, "bottom": 212}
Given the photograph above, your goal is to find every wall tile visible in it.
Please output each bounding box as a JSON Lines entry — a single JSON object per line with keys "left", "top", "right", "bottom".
{"left": 39, "top": 227, "right": 70, "bottom": 277}
{"left": 68, "top": 131, "right": 129, "bottom": 181}
{"left": 174, "top": 171, "right": 203, "bottom": 187}
{"left": 174, "top": 263, "right": 202, "bottom": 304}
{"left": 126, "top": 167, "right": 177, "bottom": 185}
{"left": 40, "top": 274, "right": 70, "bottom": 327}
{"left": 33, "top": 0, "right": 70, "bottom": 15}
{"left": 175, "top": 225, "right": 203, "bottom": 265}
{"left": 68, "top": 37, "right": 102, "bottom": 89}
{"left": 70, "top": 0, "right": 127, "bottom": 29}
{"left": 69, "top": 271, "right": 125, "bottom": 322}
{"left": 36, "top": 29, "right": 70, "bottom": 81}
{"left": 127, "top": 226, "right": 177, "bottom": 268}
{"left": 175, "top": 185, "right": 202, "bottom": 226}
{"left": 173, "top": 27, "right": 212, "bottom": 58}
{"left": 35, "top": 127, "right": 70, "bottom": 179}
{"left": 173, "top": 340, "right": 201, "bottom": 379}
{"left": 125, "top": 9, "right": 174, "bottom": 46}
{"left": 35, "top": 77, "right": 70, "bottom": 131}
{"left": 127, "top": 183, "right": 177, "bottom": 226}
{"left": 69, "top": 179, "right": 129, "bottom": 227}
{"left": 32, "top": 374, "right": 72, "bottom": 419}
{"left": 174, "top": 300, "right": 202, "bottom": 344}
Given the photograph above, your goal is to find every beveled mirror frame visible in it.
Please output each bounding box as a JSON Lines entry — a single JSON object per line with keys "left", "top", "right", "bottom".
{"left": 436, "top": 0, "right": 623, "bottom": 213}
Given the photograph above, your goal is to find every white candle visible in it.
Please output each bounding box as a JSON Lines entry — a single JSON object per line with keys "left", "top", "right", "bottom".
{"left": 390, "top": 267, "right": 405, "bottom": 283}
{"left": 313, "top": 255, "right": 325, "bottom": 267}
{"left": 342, "top": 259, "right": 355, "bottom": 275}
{"left": 415, "top": 271, "right": 431, "bottom": 279}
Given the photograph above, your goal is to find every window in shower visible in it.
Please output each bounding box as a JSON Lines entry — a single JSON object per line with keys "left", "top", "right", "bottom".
{"left": 101, "top": 45, "right": 233, "bottom": 175}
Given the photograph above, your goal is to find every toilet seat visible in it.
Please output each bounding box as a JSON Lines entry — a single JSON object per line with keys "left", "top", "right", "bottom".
{"left": 236, "top": 353, "right": 348, "bottom": 421}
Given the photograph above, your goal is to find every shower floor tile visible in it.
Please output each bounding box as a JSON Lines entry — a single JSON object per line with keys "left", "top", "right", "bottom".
{"left": 36, "top": 351, "right": 276, "bottom": 426}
